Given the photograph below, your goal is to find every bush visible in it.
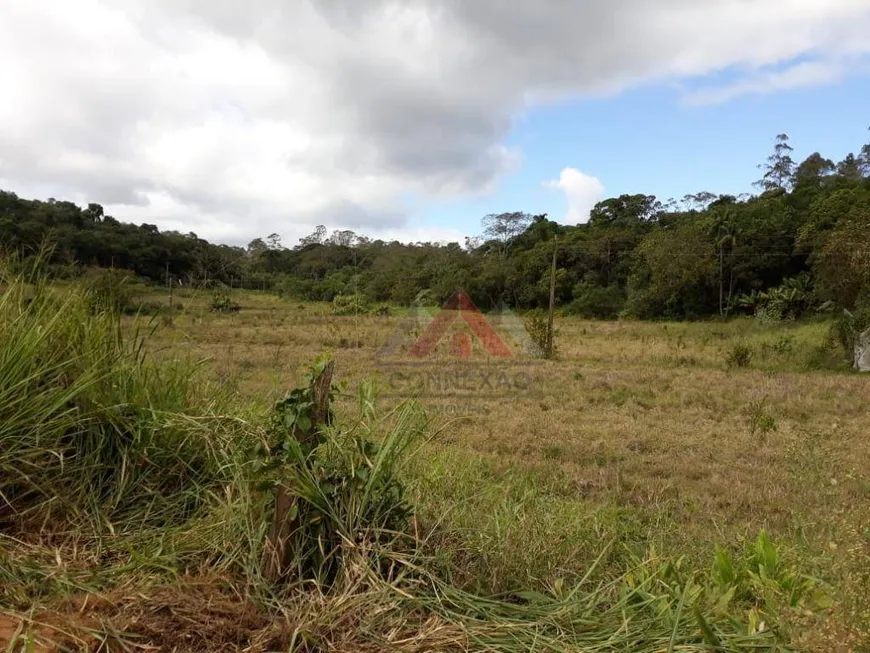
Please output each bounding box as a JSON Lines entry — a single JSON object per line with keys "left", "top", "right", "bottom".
{"left": 828, "top": 305, "right": 870, "bottom": 364}
{"left": 211, "top": 284, "right": 241, "bottom": 312}
{"left": 727, "top": 342, "right": 753, "bottom": 368}
{"left": 84, "top": 268, "right": 135, "bottom": 315}
{"left": 739, "top": 274, "right": 813, "bottom": 323}
{"left": 747, "top": 397, "right": 777, "bottom": 442}
{"left": 566, "top": 282, "right": 625, "bottom": 319}
{"left": 524, "top": 309, "right": 556, "bottom": 359}
{"left": 331, "top": 293, "right": 370, "bottom": 315}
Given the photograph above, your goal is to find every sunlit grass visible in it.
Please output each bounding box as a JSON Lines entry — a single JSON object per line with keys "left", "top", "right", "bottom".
{"left": 1, "top": 279, "right": 867, "bottom": 650}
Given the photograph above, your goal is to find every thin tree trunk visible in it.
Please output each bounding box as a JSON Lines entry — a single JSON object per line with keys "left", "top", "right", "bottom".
{"left": 726, "top": 265, "right": 736, "bottom": 317}
{"left": 262, "top": 361, "right": 335, "bottom": 583}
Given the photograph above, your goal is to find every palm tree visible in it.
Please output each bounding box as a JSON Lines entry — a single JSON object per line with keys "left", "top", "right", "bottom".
{"left": 710, "top": 210, "right": 739, "bottom": 317}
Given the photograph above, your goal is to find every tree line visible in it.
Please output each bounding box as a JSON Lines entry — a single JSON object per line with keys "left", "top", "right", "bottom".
{"left": 1, "top": 131, "right": 869, "bottom": 319}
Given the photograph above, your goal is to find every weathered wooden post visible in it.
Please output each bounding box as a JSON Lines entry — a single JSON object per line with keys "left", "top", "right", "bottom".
{"left": 546, "top": 235, "right": 558, "bottom": 358}
{"left": 262, "top": 360, "right": 335, "bottom": 582}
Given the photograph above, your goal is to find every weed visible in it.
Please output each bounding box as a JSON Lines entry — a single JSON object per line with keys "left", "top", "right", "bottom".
{"left": 747, "top": 396, "right": 777, "bottom": 442}
{"left": 253, "top": 366, "right": 421, "bottom": 586}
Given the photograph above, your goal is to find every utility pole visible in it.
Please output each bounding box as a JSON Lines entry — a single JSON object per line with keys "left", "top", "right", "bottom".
{"left": 546, "top": 235, "right": 558, "bottom": 358}
{"left": 166, "top": 262, "right": 174, "bottom": 326}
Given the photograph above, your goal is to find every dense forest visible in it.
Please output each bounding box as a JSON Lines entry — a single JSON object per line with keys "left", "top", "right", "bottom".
{"left": 2, "top": 132, "right": 869, "bottom": 320}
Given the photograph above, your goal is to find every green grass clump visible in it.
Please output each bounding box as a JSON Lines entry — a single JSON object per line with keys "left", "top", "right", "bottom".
{"left": 0, "top": 272, "right": 233, "bottom": 533}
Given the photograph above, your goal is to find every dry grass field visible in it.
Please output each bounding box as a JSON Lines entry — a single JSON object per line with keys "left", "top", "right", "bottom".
{"left": 131, "top": 285, "right": 870, "bottom": 651}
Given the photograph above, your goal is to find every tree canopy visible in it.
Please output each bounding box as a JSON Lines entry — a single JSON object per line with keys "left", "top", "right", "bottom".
{"left": 2, "top": 130, "right": 869, "bottom": 319}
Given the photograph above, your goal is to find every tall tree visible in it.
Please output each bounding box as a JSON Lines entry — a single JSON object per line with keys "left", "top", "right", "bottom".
{"left": 481, "top": 212, "right": 533, "bottom": 258}
{"left": 793, "top": 152, "right": 835, "bottom": 186}
{"left": 837, "top": 153, "right": 863, "bottom": 180}
{"left": 266, "top": 233, "right": 283, "bottom": 250}
{"left": 326, "top": 229, "right": 358, "bottom": 248}
{"left": 755, "top": 133, "right": 796, "bottom": 192}
{"left": 709, "top": 210, "right": 740, "bottom": 316}
{"left": 298, "top": 225, "right": 327, "bottom": 248}
{"left": 858, "top": 126, "right": 870, "bottom": 178}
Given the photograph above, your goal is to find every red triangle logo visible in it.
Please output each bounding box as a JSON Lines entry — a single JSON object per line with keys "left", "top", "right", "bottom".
{"left": 408, "top": 289, "right": 512, "bottom": 359}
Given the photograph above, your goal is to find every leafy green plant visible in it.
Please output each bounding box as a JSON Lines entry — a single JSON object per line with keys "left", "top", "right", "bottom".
{"left": 254, "top": 365, "right": 422, "bottom": 586}
{"left": 738, "top": 274, "right": 813, "bottom": 323}
{"left": 710, "top": 532, "right": 823, "bottom": 619}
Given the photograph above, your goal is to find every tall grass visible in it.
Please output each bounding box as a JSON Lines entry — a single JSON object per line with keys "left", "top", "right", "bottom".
{"left": 0, "top": 271, "right": 810, "bottom": 651}
{"left": 0, "top": 271, "right": 232, "bottom": 533}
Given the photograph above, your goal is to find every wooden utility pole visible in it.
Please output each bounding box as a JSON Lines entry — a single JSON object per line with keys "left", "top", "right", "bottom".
{"left": 546, "top": 235, "right": 558, "bottom": 358}
{"left": 719, "top": 243, "right": 724, "bottom": 317}
{"left": 167, "top": 278, "right": 174, "bottom": 324}
{"left": 262, "top": 361, "right": 335, "bottom": 583}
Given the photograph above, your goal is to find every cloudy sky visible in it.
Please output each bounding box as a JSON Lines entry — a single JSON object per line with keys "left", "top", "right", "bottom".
{"left": 2, "top": 1, "right": 869, "bottom": 246}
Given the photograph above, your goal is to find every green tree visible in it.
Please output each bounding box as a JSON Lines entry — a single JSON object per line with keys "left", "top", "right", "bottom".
{"left": 755, "top": 133, "right": 796, "bottom": 192}
{"left": 481, "top": 212, "right": 534, "bottom": 259}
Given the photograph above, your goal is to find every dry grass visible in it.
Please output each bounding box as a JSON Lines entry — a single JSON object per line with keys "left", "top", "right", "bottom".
{"left": 113, "top": 285, "right": 870, "bottom": 650}
{"left": 0, "top": 282, "right": 847, "bottom": 650}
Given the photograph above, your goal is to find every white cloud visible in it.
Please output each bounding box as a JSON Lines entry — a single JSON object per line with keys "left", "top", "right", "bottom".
{"left": 683, "top": 59, "right": 856, "bottom": 106}
{"left": 1, "top": 0, "right": 869, "bottom": 243}
{"left": 544, "top": 169, "right": 605, "bottom": 224}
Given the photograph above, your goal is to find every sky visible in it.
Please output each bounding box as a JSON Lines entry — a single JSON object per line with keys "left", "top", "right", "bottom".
{"left": 1, "top": 1, "right": 869, "bottom": 248}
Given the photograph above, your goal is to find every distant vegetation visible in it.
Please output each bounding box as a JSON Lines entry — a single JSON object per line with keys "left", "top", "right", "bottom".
{"left": 1, "top": 131, "right": 869, "bottom": 323}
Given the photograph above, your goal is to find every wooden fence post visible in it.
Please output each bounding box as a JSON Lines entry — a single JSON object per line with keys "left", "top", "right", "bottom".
{"left": 262, "top": 361, "right": 335, "bottom": 582}
{"left": 546, "top": 235, "right": 558, "bottom": 358}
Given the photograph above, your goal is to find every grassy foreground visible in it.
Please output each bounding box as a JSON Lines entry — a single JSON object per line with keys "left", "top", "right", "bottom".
{"left": 1, "top": 276, "right": 868, "bottom": 651}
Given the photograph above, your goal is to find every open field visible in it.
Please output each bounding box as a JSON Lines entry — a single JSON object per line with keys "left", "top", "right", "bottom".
{"left": 148, "top": 286, "right": 870, "bottom": 647}
{"left": 3, "top": 281, "right": 869, "bottom": 651}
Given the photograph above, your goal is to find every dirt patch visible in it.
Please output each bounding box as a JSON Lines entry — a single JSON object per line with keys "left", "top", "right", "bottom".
{"left": 2, "top": 578, "right": 279, "bottom": 653}
{"left": 0, "top": 613, "right": 76, "bottom": 652}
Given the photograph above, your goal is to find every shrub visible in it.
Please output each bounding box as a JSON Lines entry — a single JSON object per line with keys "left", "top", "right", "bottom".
{"left": 747, "top": 397, "right": 777, "bottom": 442}
{"left": 739, "top": 274, "right": 813, "bottom": 323}
{"left": 84, "top": 268, "right": 135, "bottom": 315}
{"left": 254, "top": 365, "right": 420, "bottom": 586}
{"left": 829, "top": 306, "right": 870, "bottom": 364}
{"left": 567, "top": 282, "right": 625, "bottom": 319}
{"left": 331, "top": 293, "right": 370, "bottom": 315}
{"left": 524, "top": 310, "right": 556, "bottom": 359}
{"left": 211, "top": 284, "right": 241, "bottom": 312}
{"left": 727, "top": 342, "right": 753, "bottom": 368}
